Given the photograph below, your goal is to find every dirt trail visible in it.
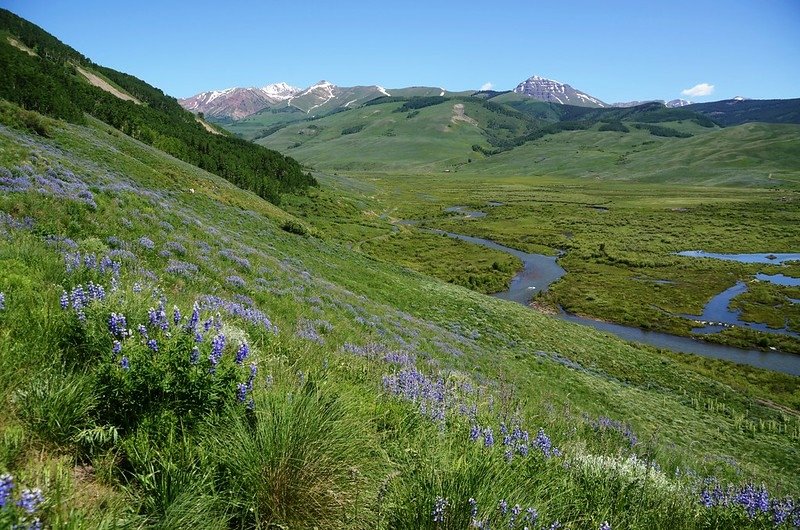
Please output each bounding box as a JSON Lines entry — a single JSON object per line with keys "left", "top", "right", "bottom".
{"left": 75, "top": 65, "right": 140, "bottom": 104}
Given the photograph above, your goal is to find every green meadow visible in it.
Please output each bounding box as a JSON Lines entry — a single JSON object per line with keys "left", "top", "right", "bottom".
{"left": 2, "top": 98, "right": 800, "bottom": 528}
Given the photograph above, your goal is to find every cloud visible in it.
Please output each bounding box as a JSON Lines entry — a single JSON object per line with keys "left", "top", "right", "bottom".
{"left": 681, "top": 83, "right": 715, "bottom": 97}
{"left": 480, "top": 82, "right": 494, "bottom": 91}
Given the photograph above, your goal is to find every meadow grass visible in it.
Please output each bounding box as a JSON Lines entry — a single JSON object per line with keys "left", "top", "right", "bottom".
{"left": 0, "top": 104, "right": 799, "bottom": 528}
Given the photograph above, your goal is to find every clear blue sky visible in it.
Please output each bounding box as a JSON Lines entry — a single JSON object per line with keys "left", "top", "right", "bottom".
{"left": 2, "top": 0, "right": 799, "bottom": 102}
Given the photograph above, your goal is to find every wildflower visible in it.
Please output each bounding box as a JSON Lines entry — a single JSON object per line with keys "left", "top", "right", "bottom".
{"left": 190, "top": 346, "right": 200, "bottom": 364}
{"left": 510, "top": 504, "right": 521, "bottom": 527}
{"left": 0, "top": 292, "right": 5, "bottom": 310}
{"left": 17, "top": 488, "right": 44, "bottom": 514}
{"left": 173, "top": 305, "right": 182, "bottom": 325}
{"left": 484, "top": 427, "right": 495, "bottom": 447}
{"left": 525, "top": 507, "right": 538, "bottom": 525}
{"left": 209, "top": 333, "right": 226, "bottom": 372}
{"left": 498, "top": 499, "right": 508, "bottom": 516}
{"left": 147, "top": 339, "right": 158, "bottom": 352}
{"left": 237, "top": 383, "right": 248, "bottom": 402}
{"left": 137, "top": 324, "right": 148, "bottom": 338}
{"left": 60, "top": 290, "right": 69, "bottom": 309}
{"left": 138, "top": 236, "right": 155, "bottom": 250}
{"left": 600, "top": 522, "right": 611, "bottom": 530}
{"left": 0, "top": 473, "right": 13, "bottom": 508}
{"left": 108, "top": 312, "right": 128, "bottom": 338}
{"left": 120, "top": 356, "right": 130, "bottom": 370}
{"left": 248, "top": 363, "right": 257, "bottom": 388}
{"left": 235, "top": 342, "right": 249, "bottom": 364}
{"left": 470, "top": 424, "right": 481, "bottom": 442}
{"left": 186, "top": 301, "right": 200, "bottom": 331}
{"left": 112, "top": 340, "right": 122, "bottom": 355}
{"left": 469, "top": 497, "right": 478, "bottom": 518}
{"left": 432, "top": 496, "right": 448, "bottom": 523}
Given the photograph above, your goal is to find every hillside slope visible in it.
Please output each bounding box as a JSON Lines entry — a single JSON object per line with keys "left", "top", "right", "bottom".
{"left": 0, "top": 8, "right": 315, "bottom": 204}
{"left": 1, "top": 95, "right": 799, "bottom": 527}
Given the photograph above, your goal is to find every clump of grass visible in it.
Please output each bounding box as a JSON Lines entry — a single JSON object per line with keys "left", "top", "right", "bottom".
{"left": 209, "top": 377, "right": 382, "bottom": 528}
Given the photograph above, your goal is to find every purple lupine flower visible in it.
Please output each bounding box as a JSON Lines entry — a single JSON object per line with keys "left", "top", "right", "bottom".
{"left": 209, "top": 333, "right": 226, "bottom": 372}
{"left": 137, "top": 324, "right": 148, "bottom": 338}
{"left": 498, "top": 499, "right": 508, "bottom": 516}
{"left": 190, "top": 346, "right": 200, "bottom": 365}
{"left": 0, "top": 473, "right": 13, "bottom": 508}
{"left": 599, "top": 522, "right": 611, "bottom": 530}
{"left": 147, "top": 339, "right": 158, "bottom": 352}
{"left": 226, "top": 275, "right": 246, "bottom": 288}
{"left": 112, "top": 340, "right": 122, "bottom": 355}
{"left": 60, "top": 290, "right": 69, "bottom": 309}
{"left": 194, "top": 332, "right": 203, "bottom": 343}
{"left": 17, "top": 488, "right": 44, "bottom": 514}
{"left": 0, "top": 292, "right": 5, "bottom": 310}
{"left": 484, "top": 427, "right": 495, "bottom": 447}
{"left": 108, "top": 312, "right": 128, "bottom": 338}
{"left": 470, "top": 425, "right": 481, "bottom": 442}
{"left": 120, "top": 356, "right": 130, "bottom": 370}
{"left": 510, "top": 504, "right": 521, "bottom": 527}
{"left": 504, "top": 449, "right": 514, "bottom": 462}
{"left": 469, "top": 498, "right": 478, "bottom": 518}
{"left": 235, "top": 342, "right": 249, "bottom": 364}
{"left": 186, "top": 302, "right": 200, "bottom": 331}
{"left": 237, "top": 383, "right": 248, "bottom": 402}
{"left": 432, "top": 496, "right": 448, "bottom": 523}
{"left": 133, "top": 282, "right": 143, "bottom": 293}
{"left": 203, "top": 317, "right": 213, "bottom": 332}
{"left": 138, "top": 236, "right": 155, "bottom": 250}
{"left": 248, "top": 363, "right": 257, "bottom": 389}
{"left": 549, "top": 522, "right": 561, "bottom": 530}
{"left": 525, "top": 507, "right": 538, "bottom": 525}
{"left": 173, "top": 305, "right": 182, "bottom": 325}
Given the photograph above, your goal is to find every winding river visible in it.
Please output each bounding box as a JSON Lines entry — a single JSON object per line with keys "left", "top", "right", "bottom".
{"left": 432, "top": 224, "right": 800, "bottom": 376}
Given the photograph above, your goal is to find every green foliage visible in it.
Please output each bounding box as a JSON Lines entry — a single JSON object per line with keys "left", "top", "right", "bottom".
{"left": 12, "top": 370, "right": 97, "bottom": 447}
{"left": 281, "top": 219, "right": 308, "bottom": 236}
{"left": 342, "top": 123, "right": 366, "bottom": 135}
{"left": 599, "top": 121, "right": 630, "bottom": 133}
{"left": 209, "top": 381, "right": 381, "bottom": 528}
{"left": 633, "top": 123, "right": 693, "bottom": 138}
{"left": 394, "top": 96, "right": 448, "bottom": 112}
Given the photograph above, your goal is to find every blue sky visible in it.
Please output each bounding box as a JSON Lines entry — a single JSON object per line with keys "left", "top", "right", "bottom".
{"left": 3, "top": 0, "right": 799, "bottom": 102}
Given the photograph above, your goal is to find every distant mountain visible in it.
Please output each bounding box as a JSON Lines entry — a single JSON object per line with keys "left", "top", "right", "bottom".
{"left": 179, "top": 83, "right": 300, "bottom": 119}
{"left": 180, "top": 81, "right": 397, "bottom": 120}
{"left": 512, "top": 75, "right": 606, "bottom": 107}
{"left": 686, "top": 98, "right": 800, "bottom": 126}
{"left": 666, "top": 99, "right": 691, "bottom": 108}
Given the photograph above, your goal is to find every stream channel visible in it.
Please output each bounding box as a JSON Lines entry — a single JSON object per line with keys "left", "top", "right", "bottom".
{"left": 426, "top": 208, "right": 800, "bottom": 375}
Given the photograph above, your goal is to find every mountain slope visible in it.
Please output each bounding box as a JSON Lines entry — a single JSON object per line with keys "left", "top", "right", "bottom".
{"left": 0, "top": 8, "right": 315, "bottom": 203}
{"left": 178, "top": 83, "right": 300, "bottom": 119}
{"left": 687, "top": 97, "right": 800, "bottom": 126}
{"left": 513, "top": 75, "right": 606, "bottom": 107}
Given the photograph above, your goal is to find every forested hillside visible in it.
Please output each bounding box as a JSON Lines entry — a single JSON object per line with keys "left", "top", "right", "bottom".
{"left": 0, "top": 9, "right": 315, "bottom": 203}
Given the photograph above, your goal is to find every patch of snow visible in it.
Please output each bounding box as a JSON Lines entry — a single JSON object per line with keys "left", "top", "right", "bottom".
{"left": 344, "top": 99, "right": 358, "bottom": 107}
{"left": 376, "top": 85, "right": 391, "bottom": 97}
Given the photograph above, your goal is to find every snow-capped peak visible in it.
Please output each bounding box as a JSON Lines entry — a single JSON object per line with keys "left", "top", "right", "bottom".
{"left": 260, "top": 82, "right": 300, "bottom": 100}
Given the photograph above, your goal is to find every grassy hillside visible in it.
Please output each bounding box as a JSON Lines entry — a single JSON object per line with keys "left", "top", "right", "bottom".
{"left": 2, "top": 96, "right": 800, "bottom": 529}
{"left": 0, "top": 8, "right": 315, "bottom": 204}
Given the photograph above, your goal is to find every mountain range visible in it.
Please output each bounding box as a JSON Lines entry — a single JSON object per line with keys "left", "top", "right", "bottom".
{"left": 179, "top": 75, "right": 736, "bottom": 122}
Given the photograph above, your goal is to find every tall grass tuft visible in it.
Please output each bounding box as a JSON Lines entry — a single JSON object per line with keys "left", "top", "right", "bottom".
{"left": 209, "top": 377, "right": 383, "bottom": 528}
